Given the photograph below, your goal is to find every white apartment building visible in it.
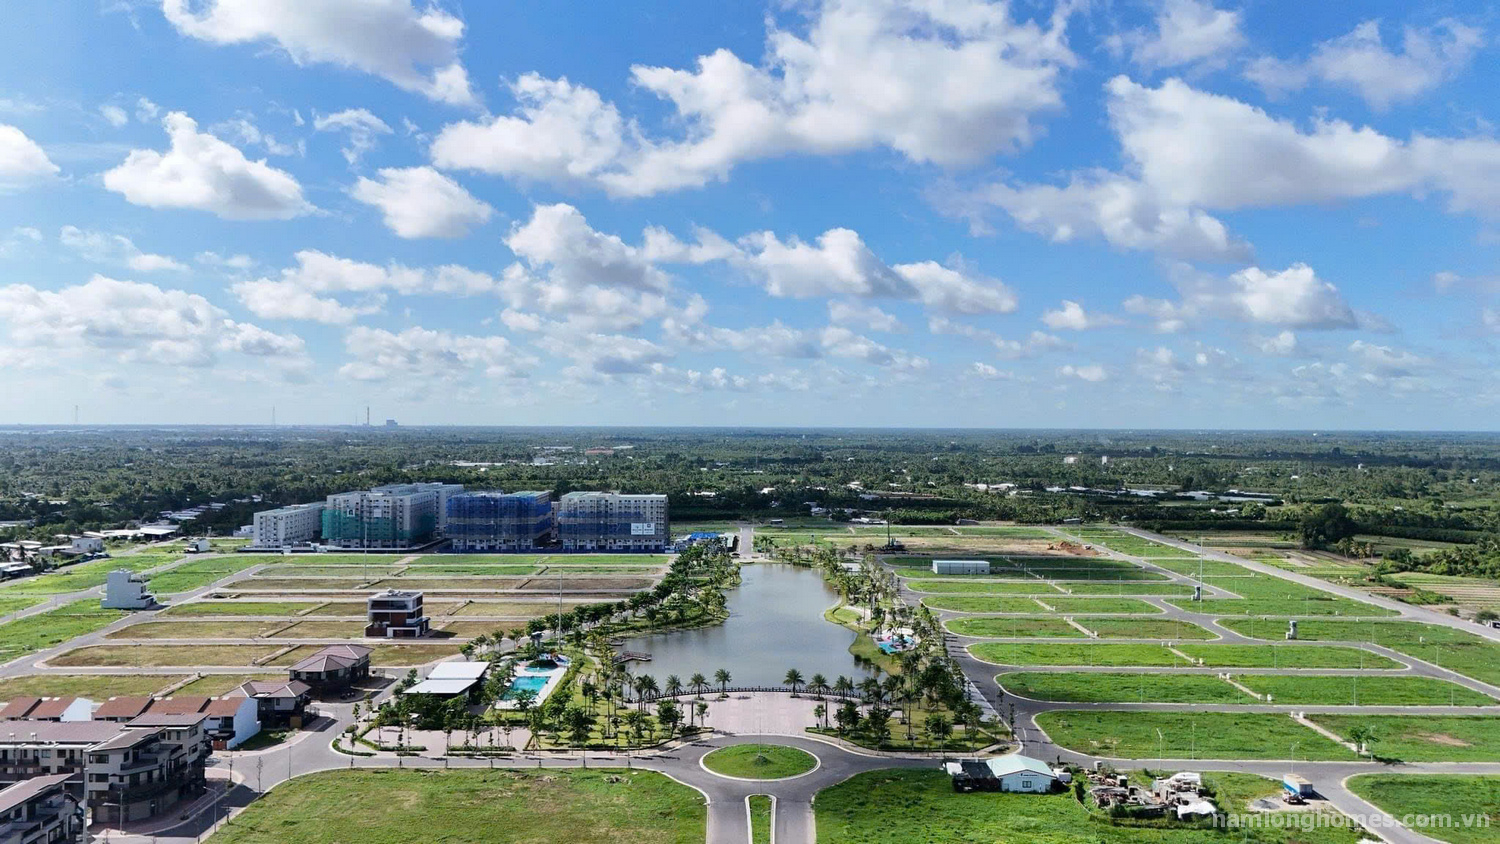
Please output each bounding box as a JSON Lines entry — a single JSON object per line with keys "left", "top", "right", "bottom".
{"left": 101, "top": 570, "right": 153, "bottom": 610}
{"left": 557, "top": 492, "right": 669, "bottom": 552}
{"left": 322, "top": 486, "right": 438, "bottom": 550}
{"left": 374, "top": 483, "right": 464, "bottom": 535}
{"left": 250, "top": 502, "right": 325, "bottom": 549}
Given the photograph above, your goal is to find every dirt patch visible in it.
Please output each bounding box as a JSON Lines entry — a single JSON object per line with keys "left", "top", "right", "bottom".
{"left": 1048, "top": 541, "right": 1102, "bottom": 557}
{"left": 1417, "top": 732, "right": 1473, "bottom": 747}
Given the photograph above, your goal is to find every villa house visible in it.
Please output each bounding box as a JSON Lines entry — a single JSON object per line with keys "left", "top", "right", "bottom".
{"left": 288, "top": 645, "right": 371, "bottom": 691}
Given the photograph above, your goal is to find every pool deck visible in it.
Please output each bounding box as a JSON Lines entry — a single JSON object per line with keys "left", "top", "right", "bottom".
{"left": 494, "top": 658, "right": 568, "bottom": 710}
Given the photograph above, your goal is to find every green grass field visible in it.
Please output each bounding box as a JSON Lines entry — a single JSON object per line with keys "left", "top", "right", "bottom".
{"left": 146, "top": 556, "right": 263, "bottom": 592}
{"left": 0, "top": 596, "right": 42, "bottom": 616}
{"left": 1237, "top": 675, "right": 1494, "bottom": 706}
{"left": 701, "top": 744, "right": 818, "bottom": 779}
{"left": 211, "top": 769, "right": 705, "bottom": 844}
{"left": 1218, "top": 618, "right": 1500, "bottom": 687}
{"left": 997, "top": 672, "right": 1246, "bottom": 703}
{"left": 1036, "top": 711, "right": 1358, "bottom": 760}
{"left": 970, "top": 642, "right": 1184, "bottom": 666}
{"left": 1173, "top": 643, "right": 1400, "bottom": 669}
{"left": 1310, "top": 715, "right": 1500, "bottom": 762}
{"left": 922, "top": 595, "right": 1161, "bottom": 614}
{"left": 1171, "top": 598, "right": 1397, "bottom": 617}
{"left": 106, "top": 619, "right": 286, "bottom": 639}
{"left": 815, "top": 769, "right": 1364, "bottom": 844}
{"left": 947, "top": 617, "right": 1085, "bottom": 638}
{"left": 749, "top": 795, "right": 772, "bottom": 844}
{"left": 1078, "top": 618, "right": 1216, "bottom": 639}
{"left": 1346, "top": 775, "right": 1500, "bottom": 844}
{"left": 0, "top": 600, "right": 126, "bottom": 660}
{"left": 0, "top": 554, "right": 175, "bottom": 594}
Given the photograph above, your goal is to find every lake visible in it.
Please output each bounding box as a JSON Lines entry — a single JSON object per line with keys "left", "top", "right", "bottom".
{"left": 619, "top": 563, "right": 873, "bottom": 688}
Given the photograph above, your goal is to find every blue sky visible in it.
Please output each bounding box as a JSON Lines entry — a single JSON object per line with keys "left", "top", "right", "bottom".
{"left": 0, "top": 0, "right": 1497, "bottom": 429}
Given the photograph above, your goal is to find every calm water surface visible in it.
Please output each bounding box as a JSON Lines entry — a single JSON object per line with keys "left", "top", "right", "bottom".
{"left": 620, "top": 563, "right": 873, "bottom": 688}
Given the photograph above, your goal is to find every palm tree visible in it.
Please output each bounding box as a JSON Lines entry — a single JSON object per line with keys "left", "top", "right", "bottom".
{"left": 714, "top": 668, "right": 731, "bottom": 696}
{"left": 695, "top": 700, "right": 709, "bottom": 731}
{"left": 813, "top": 703, "right": 827, "bottom": 730}
{"left": 833, "top": 675, "right": 854, "bottom": 698}
{"left": 809, "top": 673, "right": 828, "bottom": 700}
{"left": 689, "top": 672, "right": 708, "bottom": 698}
{"left": 665, "top": 674, "right": 684, "bottom": 698}
{"left": 783, "top": 668, "right": 804, "bottom": 697}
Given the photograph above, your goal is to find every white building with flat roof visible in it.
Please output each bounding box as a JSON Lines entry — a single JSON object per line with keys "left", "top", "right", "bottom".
{"left": 101, "top": 570, "right": 154, "bottom": 609}
{"left": 251, "top": 502, "right": 325, "bottom": 549}
{"left": 932, "top": 559, "right": 990, "bottom": 575}
{"left": 557, "top": 492, "right": 668, "bottom": 552}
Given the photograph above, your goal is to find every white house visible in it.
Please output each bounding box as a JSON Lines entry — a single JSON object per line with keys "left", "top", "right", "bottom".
{"left": 100, "top": 570, "right": 154, "bottom": 610}
{"left": 202, "top": 697, "right": 261, "bottom": 749}
{"left": 69, "top": 536, "right": 104, "bottom": 555}
{"left": 932, "top": 559, "right": 990, "bottom": 575}
{"left": 984, "top": 754, "right": 1059, "bottom": 792}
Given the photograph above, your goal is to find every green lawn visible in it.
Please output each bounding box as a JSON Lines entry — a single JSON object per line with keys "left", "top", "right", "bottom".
{"left": 997, "top": 672, "right": 1246, "bottom": 704}
{"left": 922, "top": 595, "right": 1057, "bottom": 613}
{"left": 701, "top": 744, "right": 818, "bottom": 779}
{"left": 1048, "top": 597, "right": 1167, "bottom": 615}
{"left": 749, "top": 795, "right": 772, "bottom": 844}
{"left": 0, "top": 554, "right": 173, "bottom": 594}
{"left": 970, "top": 642, "right": 1184, "bottom": 666}
{"left": 815, "top": 769, "right": 1364, "bottom": 844}
{"left": 1238, "top": 675, "right": 1495, "bottom": 706}
{"left": 1172, "top": 598, "right": 1396, "bottom": 617}
{"left": 1036, "top": 711, "right": 1358, "bottom": 760}
{"left": 0, "top": 599, "right": 126, "bottom": 660}
{"left": 0, "top": 596, "right": 42, "bottom": 616}
{"left": 1310, "top": 715, "right": 1500, "bottom": 762}
{"left": 947, "top": 617, "right": 1086, "bottom": 638}
{"left": 1174, "top": 643, "right": 1399, "bottom": 669}
{"left": 1056, "top": 582, "right": 1198, "bottom": 596}
{"left": 922, "top": 595, "right": 1161, "bottom": 614}
{"left": 1078, "top": 618, "right": 1216, "bottom": 639}
{"left": 1346, "top": 775, "right": 1500, "bottom": 844}
{"left": 211, "top": 769, "right": 705, "bottom": 844}
{"left": 146, "top": 556, "right": 262, "bottom": 592}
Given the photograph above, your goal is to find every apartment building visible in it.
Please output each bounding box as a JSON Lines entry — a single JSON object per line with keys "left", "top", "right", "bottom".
{"left": 557, "top": 492, "right": 669, "bottom": 552}
{"left": 446, "top": 491, "right": 554, "bottom": 552}
{"left": 250, "top": 502, "right": 325, "bottom": 549}
{"left": 0, "top": 774, "right": 82, "bottom": 844}
{"left": 366, "top": 590, "right": 429, "bottom": 638}
{"left": 322, "top": 484, "right": 463, "bottom": 550}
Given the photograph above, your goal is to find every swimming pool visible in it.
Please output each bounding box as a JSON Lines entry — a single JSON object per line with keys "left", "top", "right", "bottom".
{"left": 503, "top": 675, "right": 549, "bottom": 699}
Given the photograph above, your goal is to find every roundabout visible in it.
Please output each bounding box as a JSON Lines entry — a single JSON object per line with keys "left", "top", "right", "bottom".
{"left": 700, "top": 743, "right": 821, "bottom": 781}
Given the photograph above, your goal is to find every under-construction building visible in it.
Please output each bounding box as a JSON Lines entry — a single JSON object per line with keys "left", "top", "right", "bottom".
{"left": 557, "top": 492, "right": 668, "bottom": 552}
{"left": 446, "top": 491, "right": 554, "bottom": 552}
{"left": 321, "top": 483, "right": 462, "bottom": 550}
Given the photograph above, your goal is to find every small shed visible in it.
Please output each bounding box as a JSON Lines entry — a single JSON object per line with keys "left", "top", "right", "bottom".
{"left": 932, "top": 559, "right": 990, "bottom": 576}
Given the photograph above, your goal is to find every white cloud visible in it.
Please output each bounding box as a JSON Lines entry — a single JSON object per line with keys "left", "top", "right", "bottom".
{"left": 103, "top": 112, "right": 313, "bottom": 220}
{"left": 963, "top": 75, "right": 1500, "bottom": 257}
{"left": 928, "top": 316, "right": 1065, "bottom": 359}
{"left": 1482, "top": 309, "right": 1500, "bottom": 334}
{"left": 0, "top": 275, "right": 303, "bottom": 367}
{"left": 1108, "top": 0, "right": 1244, "bottom": 70}
{"left": 161, "top": 0, "right": 474, "bottom": 105}
{"left": 1059, "top": 363, "right": 1108, "bottom": 382}
{"left": 99, "top": 104, "right": 129, "bottom": 127}
{"left": 1247, "top": 19, "right": 1484, "bottom": 110}
{"left": 1254, "top": 330, "right": 1299, "bottom": 356}
{"left": 59, "top": 226, "right": 187, "bottom": 272}
{"left": 0, "top": 124, "right": 59, "bottom": 193}
{"left": 431, "top": 74, "right": 626, "bottom": 186}
{"left": 232, "top": 250, "right": 497, "bottom": 324}
{"left": 314, "top": 108, "right": 392, "bottom": 164}
{"left": 432, "top": 0, "right": 1074, "bottom": 196}
{"left": 1348, "top": 339, "right": 1430, "bottom": 377}
{"left": 828, "top": 301, "right": 903, "bottom": 332}
{"left": 969, "top": 361, "right": 1013, "bottom": 380}
{"left": 196, "top": 251, "right": 255, "bottom": 271}
{"left": 340, "top": 326, "right": 532, "bottom": 382}
{"left": 135, "top": 97, "right": 160, "bottom": 122}
{"left": 1042, "top": 300, "right": 1122, "bottom": 331}
{"left": 351, "top": 166, "right": 492, "bottom": 239}
{"left": 1126, "top": 262, "right": 1357, "bottom": 331}
{"left": 211, "top": 116, "right": 298, "bottom": 157}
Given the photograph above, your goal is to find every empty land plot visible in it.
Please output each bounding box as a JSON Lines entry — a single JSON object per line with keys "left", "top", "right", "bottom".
{"left": 0, "top": 596, "right": 42, "bottom": 616}
{"left": 162, "top": 601, "right": 323, "bottom": 617}
{"left": 1238, "top": 676, "right": 1495, "bottom": 706}
{"left": 211, "top": 768, "right": 704, "bottom": 844}
{"left": 945, "top": 617, "right": 1086, "bottom": 638}
{"left": 1174, "top": 597, "right": 1395, "bottom": 617}
{"left": 1036, "top": 711, "right": 1358, "bottom": 760}
{"left": 1174, "top": 643, "right": 1399, "bottom": 669}
{"left": 997, "top": 672, "right": 1244, "bottom": 704}
{"left": 269, "top": 620, "right": 368, "bottom": 638}
{"left": 517, "top": 576, "right": 653, "bottom": 592}
{"left": 1077, "top": 617, "right": 1216, "bottom": 639}
{"left": 1310, "top": 715, "right": 1500, "bottom": 762}
{"left": 1218, "top": 619, "right": 1500, "bottom": 687}
{"left": 1053, "top": 582, "right": 1197, "bottom": 596}
{"left": 0, "top": 673, "right": 187, "bottom": 700}
{"left": 106, "top": 620, "right": 286, "bottom": 640}
{"left": 432, "top": 620, "right": 513, "bottom": 638}
{"left": 49, "top": 644, "right": 282, "bottom": 667}
{"left": 1346, "top": 775, "right": 1500, "bottom": 844}
{"left": 257, "top": 565, "right": 403, "bottom": 578}
{"left": 175, "top": 673, "right": 287, "bottom": 696}
{"left": 260, "top": 554, "right": 410, "bottom": 566}
{"left": 146, "top": 556, "right": 262, "bottom": 593}
{"left": 391, "top": 564, "right": 539, "bottom": 576}
{"left": 904, "top": 579, "right": 1056, "bottom": 595}
{"left": 366, "top": 577, "right": 533, "bottom": 591}
{"left": 921, "top": 596, "right": 1055, "bottom": 613}
{"left": 452, "top": 601, "right": 581, "bottom": 618}
{"left": 969, "top": 642, "right": 1184, "bottom": 666}
{"left": 0, "top": 555, "right": 170, "bottom": 594}
{"left": 0, "top": 600, "right": 126, "bottom": 660}
{"left": 1046, "top": 596, "right": 1165, "bottom": 614}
